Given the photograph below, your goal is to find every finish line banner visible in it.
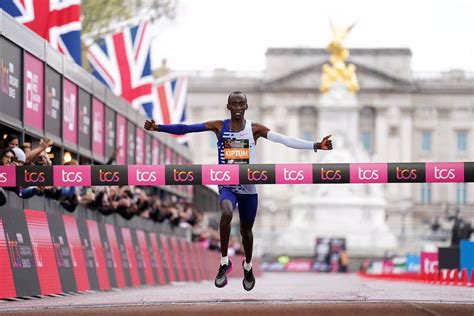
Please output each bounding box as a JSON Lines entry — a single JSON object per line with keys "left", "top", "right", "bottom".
{"left": 0, "top": 162, "right": 473, "bottom": 187}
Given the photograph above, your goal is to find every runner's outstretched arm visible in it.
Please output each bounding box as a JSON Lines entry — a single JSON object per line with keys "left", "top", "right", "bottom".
{"left": 253, "top": 122, "right": 333, "bottom": 152}
{"left": 144, "top": 119, "right": 222, "bottom": 136}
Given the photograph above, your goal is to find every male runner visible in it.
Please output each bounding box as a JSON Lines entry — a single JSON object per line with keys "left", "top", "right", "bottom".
{"left": 144, "top": 91, "right": 333, "bottom": 291}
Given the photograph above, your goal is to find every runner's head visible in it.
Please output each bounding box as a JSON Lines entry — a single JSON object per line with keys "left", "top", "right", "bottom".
{"left": 227, "top": 91, "right": 248, "bottom": 121}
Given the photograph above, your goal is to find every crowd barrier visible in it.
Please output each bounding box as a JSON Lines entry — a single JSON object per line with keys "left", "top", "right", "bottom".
{"left": 358, "top": 269, "right": 474, "bottom": 287}
{"left": 1, "top": 162, "right": 473, "bottom": 187}
{"left": 359, "top": 242, "right": 474, "bottom": 288}
{"left": 0, "top": 191, "right": 262, "bottom": 300}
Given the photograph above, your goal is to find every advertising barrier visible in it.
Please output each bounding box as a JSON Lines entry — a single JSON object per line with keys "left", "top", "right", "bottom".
{"left": 1, "top": 163, "right": 473, "bottom": 187}
{"left": 0, "top": 202, "right": 255, "bottom": 299}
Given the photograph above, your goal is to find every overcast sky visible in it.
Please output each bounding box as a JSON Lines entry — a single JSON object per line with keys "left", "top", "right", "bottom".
{"left": 151, "top": 0, "right": 474, "bottom": 73}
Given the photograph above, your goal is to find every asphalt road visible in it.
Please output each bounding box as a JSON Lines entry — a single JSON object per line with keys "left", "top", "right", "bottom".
{"left": 0, "top": 273, "right": 473, "bottom": 315}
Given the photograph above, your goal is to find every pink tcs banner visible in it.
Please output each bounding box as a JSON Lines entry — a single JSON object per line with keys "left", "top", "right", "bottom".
{"left": 0, "top": 166, "right": 16, "bottom": 187}
{"left": 426, "top": 162, "right": 464, "bottom": 183}
{"left": 135, "top": 127, "right": 145, "bottom": 165}
{"left": 202, "top": 164, "right": 239, "bottom": 185}
{"left": 152, "top": 139, "right": 160, "bottom": 165}
{"left": 53, "top": 165, "right": 91, "bottom": 186}
{"left": 128, "top": 165, "right": 165, "bottom": 186}
{"left": 115, "top": 114, "right": 127, "bottom": 164}
{"left": 23, "top": 52, "right": 44, "bottom": 131}
{"left": 63, "top": 79, "right": 78, "bottom": 145}
{"left": 276, "top": 164, "right": 312, "bottom": 184}
{"left": 421, "top": 252, "right": 438, "bottom": 274}
{"left": 92, "top": 98, "right": 105, "bottom": 157}
{"left": 350, "top": 163, "right": 388, "bottom": 183}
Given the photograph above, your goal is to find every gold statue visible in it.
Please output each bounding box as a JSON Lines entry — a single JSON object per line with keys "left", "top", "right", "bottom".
{"left": 320, "top": 22, "right": 360, "bottom": 94}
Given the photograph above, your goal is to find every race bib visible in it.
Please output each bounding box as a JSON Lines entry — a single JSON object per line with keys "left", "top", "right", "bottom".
{"left": 223, "top": 139, "right": 249, "bottom": 164}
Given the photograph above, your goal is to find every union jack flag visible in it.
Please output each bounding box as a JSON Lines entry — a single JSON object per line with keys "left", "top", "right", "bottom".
{"left": 0, "top": 0, "right": 82, "bottom": 65}
{"left": 87, "top": 21, "right": 153, "bottom": 112}
{"left": 151, "top": 75, "right": 188, "bottom": 144}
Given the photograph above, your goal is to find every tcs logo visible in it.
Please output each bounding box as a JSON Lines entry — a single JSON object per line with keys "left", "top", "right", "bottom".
{"left": 210, "top": 169, "right": 230, "bottom": 182}
{"left": 136, "top": 170, "right": 157, "bottom": 182}
{"left": 434, "top": 167, "right": 455, "bottom": 180}
{"left": 99, "top": 169, "right": 120, "bottom": 182}
{"left": 283, "top": 168, "right": 304, "bottom": 181}
{"left": 247, "top": 169, "right": 268, "bottom": 181}
{"left": 396, "top": 167, "right": 417, "bottom": 180}
{"left": 357, "top": 168, "right": 379, "bottom": 180}
{"left": 320, "top": 168, "right": 342, "bottom": 181}
{"left": 24, "top": 170, "right": 46, "bottom": 183}
{"left": 424, "top": 259, "right": 438, "bottom": 274}
{"left": 61, "top": 170, "right": 83, "bottom": 183}
{"left": 173, "top": 169, "right": 194, "bottom": 182}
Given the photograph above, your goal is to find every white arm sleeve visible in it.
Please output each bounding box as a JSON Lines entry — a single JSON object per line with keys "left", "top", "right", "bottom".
{"left": 267, "top": 131, "right": 316, "bottom": 151}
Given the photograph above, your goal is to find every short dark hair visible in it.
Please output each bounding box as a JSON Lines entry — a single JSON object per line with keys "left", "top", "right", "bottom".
{"left": 227, "top": 91, "right": 247, "bottom": 104}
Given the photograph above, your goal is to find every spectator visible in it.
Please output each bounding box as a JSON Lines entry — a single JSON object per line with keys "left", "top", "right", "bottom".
{"left": 0, "top": 148, "right": 15, "bottom": 166}
{"left": 2, "top": 134, "right": 19, "bottom": 149}
{"left": 8, "top": 147, "right": 39, "bottom": 199}
{"left": 25, "top": 138, "right": 53, "bottom": 165}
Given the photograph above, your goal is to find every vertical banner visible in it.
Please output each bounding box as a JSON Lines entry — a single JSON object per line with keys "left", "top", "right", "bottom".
{"left": 421, "top": 252, "right": 438, "bottom": 275}
{"left": 180, "top": 239, "right": 194, "bottom": 281}
{"left": 166, "top": 147, "right": 173, "bottom": 165}
{"left": 62, "top": 215, "right": 90, "bottom": 292}
{"left": 0, "top": 38, "right": 22, "bottom": 121}
{"left": 46, "top": 213, "right": 76, "bottom": 293}
{"left": 76, "top": 217, "right": 99, "bottom": 290}
{"left": 114, "top": 226, "right": 132, "bottom": 287}
{"left": 63, "top": 79, "right": 78, "bottom": 145}
{"left": 145, "top": 134, "right": 152, "bottom": 165}
{"left": 152, "top": 139, "right": 160, "bottom": 166}
{"left": 115, "top": 114, "right": 127, "bottom": 165}
{"left": 45, "top": 66, "right": 62, "bottom": 137}
{"left": 105, "top": 107, "right": 116, "bottom": 160}
{"left": 121, "top": 227, "right": 141, "bottom": 287}
{"left": 24, "top": 209, "right": 62, "bottom": 295}
{"left": 148, "top": 232, "right": 167, "bottom": 285}
{"left": 159, "top": 235, "right": 176, "bottom": 282}
{"left": 169, "top": 236, "right": 186, "bottom": 281}
{"left": 438, "top": 247, "right": 460, "bottom": 270}
{"left": 23, "top": 52, "right": 44, "bottom": 131}
{"left": 405, "top": 255, "right": 421, "bottom": 273}
{"left": 78, "top": 89, "right": 92, "bottom": 150}
{"left": 135, "top": 127, "right": 145, "bottom": 165}
{"left": 1, "top": 207, "right": 40, "bottom": 297}
{"left": 97, "top": 223, "right": 117, "bottom": 288}
{"left": 0, "top": 218, "right": 16, "bottom": 298}
{"left": 194, "top": 243, "right": 206, "bottom": 281}
{"left": 130, "top": 229, "right": 147, "bottom": 285}
{"left": 136, "top": 230, "right": 155, "bottom": 285}
{"left": 92, "top": 98, "right": 105, "bottom": 159}
{"left": 104, "top": 224, "right": 125, "bottom": 288}
{"left": 127, "top": 121, "right": 136, "bottom": 165}
{"left": 86, "top": 220, "right": 110, "bottom": 290}
{"left": 460, "top": 241, "right": 474, "bottom": 281}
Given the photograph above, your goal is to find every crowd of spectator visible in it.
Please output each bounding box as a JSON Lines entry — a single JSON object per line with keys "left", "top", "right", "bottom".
{"left": 0, "top": 133, "right": 244, "bottom": 254}
{"left": 0, "top": 134, "right": 202, "bottom": 227}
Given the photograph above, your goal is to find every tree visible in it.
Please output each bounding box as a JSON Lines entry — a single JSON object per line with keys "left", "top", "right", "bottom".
{"left": 81, "top": 0, "right": 177, "bottom": 68}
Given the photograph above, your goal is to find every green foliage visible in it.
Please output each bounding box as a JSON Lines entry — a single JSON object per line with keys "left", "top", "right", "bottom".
{"left": 80, "top": 0, "right": 177, "bottom": 69}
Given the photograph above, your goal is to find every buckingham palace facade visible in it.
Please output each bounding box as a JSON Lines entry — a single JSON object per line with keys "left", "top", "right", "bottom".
{"left": 184, "top": 48, "right": 474, "bottom": 255}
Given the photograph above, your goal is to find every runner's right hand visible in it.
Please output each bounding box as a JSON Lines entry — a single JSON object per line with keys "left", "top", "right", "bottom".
{"left": 144, "top": 119, "right": 157, "bottom": 131}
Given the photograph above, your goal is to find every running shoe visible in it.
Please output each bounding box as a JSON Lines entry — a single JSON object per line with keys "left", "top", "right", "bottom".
{"left": 214, "top": 260, "right": 233, "bottom": 288}
{"left": 242, "top": 260, "right": 255, "bottom": 291}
